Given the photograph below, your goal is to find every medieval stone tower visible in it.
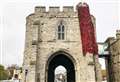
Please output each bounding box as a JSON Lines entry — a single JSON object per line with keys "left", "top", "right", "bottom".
{"left": 23, "top": 3, "right": 101, "bottom": 82}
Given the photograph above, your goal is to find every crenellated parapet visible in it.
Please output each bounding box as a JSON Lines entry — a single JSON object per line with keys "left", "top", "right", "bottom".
{"left": 63, "top": 6, "right": 74, "bottom": 12}
{"left": 26, "top": 6, "right": 78, "bottom": 20}
{"left": 35, "top": 6, "right": 75, "bottom": 13}
{"left": 49, "top": 7, "right": 60, "bottom": 12}
{"left": 35, "top": 6, "right": 46, "bottom": 13}
{"left": 27, "top": 5, "right": 96, "bottom": 20}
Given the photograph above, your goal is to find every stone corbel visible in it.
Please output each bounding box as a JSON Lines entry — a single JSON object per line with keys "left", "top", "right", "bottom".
{"left": 30, "top": 60, "right": 36, "bottom": 65}
{"left": 32, "top": 40, "right": 38, "bottom": 45}
{"left": 88, "top": 61, "right": 95, "bottom": 66}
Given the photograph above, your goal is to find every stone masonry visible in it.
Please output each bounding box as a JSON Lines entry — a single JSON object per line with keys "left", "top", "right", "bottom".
{"left": 23, "top": 4, "right": 101, "bottom": 82}
{"left": 105, "top": 30, "right": 120, "bottom": 82}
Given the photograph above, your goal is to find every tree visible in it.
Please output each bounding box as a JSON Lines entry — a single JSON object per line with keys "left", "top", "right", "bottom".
{"left": 0, "top": 64, "right": 9, "bottom": 80}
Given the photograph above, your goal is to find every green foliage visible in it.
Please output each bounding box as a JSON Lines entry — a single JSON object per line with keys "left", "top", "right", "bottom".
{"left": 0, "top": 65, "right": 4, "bottom": 70}
{"left": 0, "top": 64, "right": 9, "bottom": 80}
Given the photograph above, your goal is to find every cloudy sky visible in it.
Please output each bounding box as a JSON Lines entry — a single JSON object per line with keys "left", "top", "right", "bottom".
{"left": 0, "top": 0, "right": 120, "bottom": 69}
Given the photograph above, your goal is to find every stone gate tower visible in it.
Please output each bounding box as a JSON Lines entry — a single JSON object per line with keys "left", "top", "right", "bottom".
{"left": 23, "top": 3, "right": 101, "bottom": 82}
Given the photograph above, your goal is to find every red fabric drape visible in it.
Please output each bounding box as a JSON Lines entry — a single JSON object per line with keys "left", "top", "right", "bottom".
{"left": 77, "top": 3, "right": 98, "bottom": 55}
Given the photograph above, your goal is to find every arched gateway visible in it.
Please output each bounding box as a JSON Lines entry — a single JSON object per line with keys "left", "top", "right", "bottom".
{"left": 23, "top": 2, "right": 101, "bottom": 82}
{"left": 46, "top": 51, "right": 75, "bottom": 82}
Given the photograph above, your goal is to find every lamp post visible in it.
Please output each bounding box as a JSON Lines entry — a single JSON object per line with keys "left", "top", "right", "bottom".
{"left": 25, "top": 69, "right": 28, "bottom": 82}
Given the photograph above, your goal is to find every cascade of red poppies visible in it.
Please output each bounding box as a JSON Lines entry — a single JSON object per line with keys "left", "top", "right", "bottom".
{"left": 77, "top": 3, "right": 98, "bottom": 55}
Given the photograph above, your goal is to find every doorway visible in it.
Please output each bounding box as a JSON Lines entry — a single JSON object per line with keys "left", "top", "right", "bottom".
{"left": 47, "top": 52, "right": 75, "bottom": 82}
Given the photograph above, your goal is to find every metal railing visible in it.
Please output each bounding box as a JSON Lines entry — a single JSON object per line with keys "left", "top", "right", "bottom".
{"left": 0, "top": 80, "right": 21, "bottom": 82}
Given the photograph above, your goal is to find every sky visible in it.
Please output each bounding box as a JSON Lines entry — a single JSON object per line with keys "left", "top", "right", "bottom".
{"left": 0, "top": 0, "right": 120, "bottom": 69}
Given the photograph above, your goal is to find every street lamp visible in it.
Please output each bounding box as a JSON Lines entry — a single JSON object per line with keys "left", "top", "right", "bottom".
{"left": 25, "top": 69, "right": 28, "bottom": 82}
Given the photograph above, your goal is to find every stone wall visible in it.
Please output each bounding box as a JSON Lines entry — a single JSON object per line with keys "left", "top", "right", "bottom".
{"left": 105, "top": 30, "right": 120, "bottom": 82}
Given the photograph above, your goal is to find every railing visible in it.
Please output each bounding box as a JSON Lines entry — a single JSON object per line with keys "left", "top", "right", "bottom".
{"left": 0, "top": 80, "right": 21, "bottom": 82}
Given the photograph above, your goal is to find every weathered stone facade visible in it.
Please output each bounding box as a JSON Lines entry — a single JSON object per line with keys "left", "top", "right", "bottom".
{"left": 23, "top": 5, "right": 100, "bottom": 82}
{"left": 105, "top": 30, "right": 120, "bottom": 82}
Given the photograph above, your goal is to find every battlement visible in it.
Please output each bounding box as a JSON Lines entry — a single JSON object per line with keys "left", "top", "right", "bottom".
{"left": 35, "top": 6, "right": 75, "bottom": 13}
{"left": 63, "top": 6, "right": 74, "bottom": 12}
{"left": 49, "top": 7, "right": 60, "bottom": 12}
{"left": 35, "top": 6, "right": 46, "bottom": 13}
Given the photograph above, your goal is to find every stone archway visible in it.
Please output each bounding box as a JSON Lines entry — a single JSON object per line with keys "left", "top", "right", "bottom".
{"left": 46, "top": 51, "right": 75, "bottom": 82}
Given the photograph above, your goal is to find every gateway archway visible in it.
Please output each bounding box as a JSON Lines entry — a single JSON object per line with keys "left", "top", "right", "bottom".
{"left": 46, "top": 51, "right": 75, "bottom": 82}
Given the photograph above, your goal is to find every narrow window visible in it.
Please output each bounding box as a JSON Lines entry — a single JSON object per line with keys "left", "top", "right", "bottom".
{"left": 58, "top": 22, "right": 65, "bottom": 40}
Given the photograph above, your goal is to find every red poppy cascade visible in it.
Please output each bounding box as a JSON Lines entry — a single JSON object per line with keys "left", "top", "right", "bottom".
{"left": 77, "top": 2, "right": 98, "bottom": 55}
